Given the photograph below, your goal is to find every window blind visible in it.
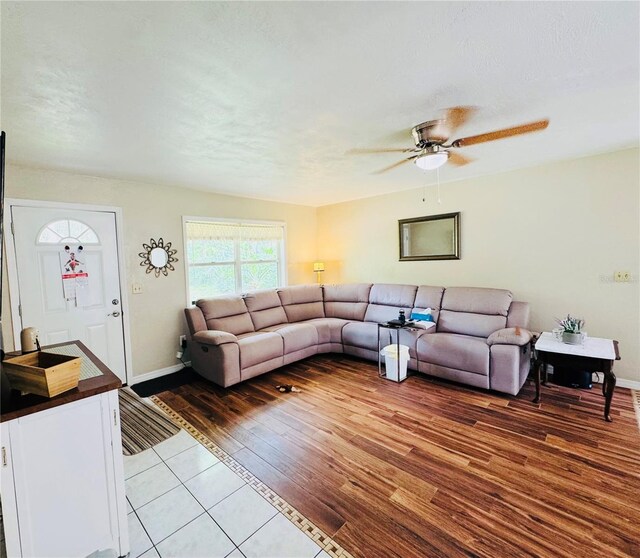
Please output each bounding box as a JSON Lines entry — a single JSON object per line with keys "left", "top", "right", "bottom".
{"left": 185, "top": 221, "right": 284, "bottom": 242}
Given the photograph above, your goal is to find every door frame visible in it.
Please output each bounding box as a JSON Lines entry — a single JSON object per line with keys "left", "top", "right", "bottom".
{"left": 4, "top": 198, "right": 132, "bottom": 385}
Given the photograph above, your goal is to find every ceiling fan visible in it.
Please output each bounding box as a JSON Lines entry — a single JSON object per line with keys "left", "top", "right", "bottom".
{"left": 347, "top": 107, "right": 549, "bottom": 174}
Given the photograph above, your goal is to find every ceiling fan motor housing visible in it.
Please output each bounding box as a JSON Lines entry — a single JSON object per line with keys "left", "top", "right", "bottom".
{"left": 411, "top": 120, "right": 449, "bottom": 148}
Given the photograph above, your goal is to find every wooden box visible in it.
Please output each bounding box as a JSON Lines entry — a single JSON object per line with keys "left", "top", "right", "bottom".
{"left": 3, "top": 352, "right": 82, "bottom": 397}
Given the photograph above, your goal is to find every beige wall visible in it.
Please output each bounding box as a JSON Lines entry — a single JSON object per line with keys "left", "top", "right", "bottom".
{"left": 1, "top": 165, "right": 318, "bottom": 378}
{"left": 4, "top": 149, "right": 639, "bottom": 384}
{"left": 317, "top": 148, "right": 640, "bottom": 383}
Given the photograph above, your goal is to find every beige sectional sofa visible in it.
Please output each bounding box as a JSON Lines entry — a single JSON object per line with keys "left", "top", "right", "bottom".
{"left": 184, "top": 283, "right": 533, "bottom": 396}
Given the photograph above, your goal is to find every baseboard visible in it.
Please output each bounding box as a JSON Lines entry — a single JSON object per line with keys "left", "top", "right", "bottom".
{"left": 547, "top": 370, "right": 640, "bottom": 390}
{"left": 593, "top": 376, "right": 640, "bottom": 390}
{"left": 128, "top": 361, "right": 191, "bottom": 386}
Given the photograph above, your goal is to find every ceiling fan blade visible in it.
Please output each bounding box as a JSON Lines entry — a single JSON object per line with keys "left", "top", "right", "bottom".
{"left": 447, "top": 151, "right": 473, "bottom": 166}
{"left": 346, "top": 147, "right": 416, "bottom": 155}
{"left": 452, "top": 119, "right": 549, "bottom": 147}
{"left": 373, "top": 155, "right": 418, "bottom": 174}
{"left": 444, "top": 106, "right": 476, "bottom": 135}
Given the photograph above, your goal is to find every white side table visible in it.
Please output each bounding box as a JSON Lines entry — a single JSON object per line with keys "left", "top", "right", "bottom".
{"left": 533, "top": 332, "right": 620, "bottom": 421}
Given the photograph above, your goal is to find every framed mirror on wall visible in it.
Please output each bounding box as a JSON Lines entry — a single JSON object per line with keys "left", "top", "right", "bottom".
{"left": 139, "top": 237, "right": 178, "bottom": 277}
{"left": 399, "top": 212, "right": 460, "bottom": 261}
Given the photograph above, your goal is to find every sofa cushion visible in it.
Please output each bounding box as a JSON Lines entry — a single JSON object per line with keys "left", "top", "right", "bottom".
{"left": 277, "top": 285, "right": 325, "bottom": 322}
{"left": 263, "top": 322, "right": 319, "bottom": 354}
{"left": 417, "top": 333, "right": 490, "bottom": 376}
{"left": 342, "top": 322, "right": 378, "bottom": 351}
{"left": 197, "top": 296, "right": 255, "bottom": 336}
{"left": 306, "top": 317, "right": 350, "bottom": 344}
{"left": 441, "top": 287, "right": 513, "bottom": 316}
{"left": 437, "top": 310, "right": 507, "bottom": 338}
{"left": 185, "top": 307, "right": 207, "bottom": 335}
{"left": 487, "top": 327, "right": 532, "bottom": 346}
{"left": 236, "top": 332, "right": 284, "bottom": 369}
{"left": 364, "top": 283, "right": 418, "bottom": 324}
{"left": 243, "top": 289, "right": 288, "bottom": 330}
{"left": 323, "top": 284, "right": 372, "bottom": 321}
{"left": 193, "top": 330, "right": 237, "bottom": 346}
{"left": 413, "top": 286, "right": 445, "bottom": 322}
{"left": 343, "top": 321, "right": 428, "bottom": 357}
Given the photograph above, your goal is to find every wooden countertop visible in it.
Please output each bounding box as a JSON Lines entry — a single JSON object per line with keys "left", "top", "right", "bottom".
{"left": 1, "top": 340, "right": 122, "bottom": 422}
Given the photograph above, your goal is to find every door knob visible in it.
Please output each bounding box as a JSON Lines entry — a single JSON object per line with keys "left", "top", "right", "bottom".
{"left": 112, "top": 299, "right": 119, "bottom": 305}
{"left": 108, "top": 311, "right": 121, "bottom": 318}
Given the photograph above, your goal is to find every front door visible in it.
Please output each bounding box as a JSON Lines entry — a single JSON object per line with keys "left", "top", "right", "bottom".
{"left": 10, "top": 204, "right": 127, "bottom": 382}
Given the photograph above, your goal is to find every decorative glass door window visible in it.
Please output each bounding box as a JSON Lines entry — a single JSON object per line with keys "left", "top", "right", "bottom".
{"left": 184, "top": 219, "right": 286, "bottom": 302}
{"left": 37, "top": 219, "right": 99, "bottom": 245}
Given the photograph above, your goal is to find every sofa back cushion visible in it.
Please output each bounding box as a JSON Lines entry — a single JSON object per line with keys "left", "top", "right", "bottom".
{"left": 185, "top": 306, "right": 207, "bottom": 335}
{"left": 364, "top": 283, "right": 418, "bottom": 323}
{"left": 196, "top": 296, "right": 255, "bottom": 335}
{"left": 412, "top": 285, "right": 445, "bottom": 322}
{"left": 441, "top": 287, "right": 512, "bottom": 316}
{"left": 277, "top": 285, "right": 325, "bottom": 322}
{"left": 437, "top": 287, "right": 512, "bottom": 337}
{"left": 243, "top": 289, "right": 288, "bottom": 330}
{"left": 323, "top": 283, "right": 372, "bottom": 321}
{"left": 506, "top": 301, "right": 530, "bottom": 329}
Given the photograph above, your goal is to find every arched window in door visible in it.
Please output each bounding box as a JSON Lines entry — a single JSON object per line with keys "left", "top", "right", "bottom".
{"left": 37, "top": 219, "right": 100, "bottom": 245}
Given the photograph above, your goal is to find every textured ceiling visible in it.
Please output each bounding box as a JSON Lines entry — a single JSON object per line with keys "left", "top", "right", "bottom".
{"left": 1, "top": 2, "right": 639, "bottom": 206}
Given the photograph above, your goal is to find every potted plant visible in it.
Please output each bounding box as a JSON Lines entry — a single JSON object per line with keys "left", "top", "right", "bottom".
{"left": 556, "top": 314, "right": 585, "bottom": 345}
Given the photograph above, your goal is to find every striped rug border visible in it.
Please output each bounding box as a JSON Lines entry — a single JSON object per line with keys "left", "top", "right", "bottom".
{"left": 150, "top": 395, "right": 354, "bottom": 558}
{"left": 120, "top": 388, "right": 180, "bottom": 455}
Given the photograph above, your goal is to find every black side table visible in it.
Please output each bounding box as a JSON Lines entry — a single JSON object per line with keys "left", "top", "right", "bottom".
{"left": 533, "top": 332, "right": 621, "bottom": 422}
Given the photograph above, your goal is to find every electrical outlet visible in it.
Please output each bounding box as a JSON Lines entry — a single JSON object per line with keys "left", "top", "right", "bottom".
{"left": 614, "top": 271, "right": 631, "bottom": 283}
{"left": 132, "top": 283, "right": 143, "bottom": 294}
{"left": 179, "top": 335, "right": 187, "bottom": 348}
{"left": 176, "top": 351, "right": 183, "bottom": 359}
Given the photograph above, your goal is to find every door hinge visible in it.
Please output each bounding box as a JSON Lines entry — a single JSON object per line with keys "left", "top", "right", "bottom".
{"left": 18, "top": 304, "right": 22, "bottom": 318}
{"left": 2, "top": 447, "right": 7, "bottom": 467}
{"left": 113, "top": 409, "right": 117, "bottom": 426}
{"left": 10, "top": 221, "right": 14, "bottom": 235}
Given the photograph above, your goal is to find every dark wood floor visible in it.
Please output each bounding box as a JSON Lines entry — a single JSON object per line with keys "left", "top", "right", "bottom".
{"left": 156, "top": 355, "right": 640, "bottom": 558}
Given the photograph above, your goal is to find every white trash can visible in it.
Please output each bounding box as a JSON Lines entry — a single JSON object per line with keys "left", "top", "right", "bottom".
{"left": 380, "top": 344, "right": 410, "bottom": 382}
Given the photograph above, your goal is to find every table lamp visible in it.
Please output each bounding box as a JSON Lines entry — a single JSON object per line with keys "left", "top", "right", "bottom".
{"left": 313, "top": 261, "right": 325, "bottom": 283}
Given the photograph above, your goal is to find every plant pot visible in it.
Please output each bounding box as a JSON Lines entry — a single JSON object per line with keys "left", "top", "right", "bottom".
{"left": 562, "top": 332, "right": 582, "bottom": 345}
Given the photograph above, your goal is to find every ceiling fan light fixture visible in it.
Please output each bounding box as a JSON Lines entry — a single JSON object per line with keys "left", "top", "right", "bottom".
{"left": 414, "top": 151, "right": 449, "bottom": 171}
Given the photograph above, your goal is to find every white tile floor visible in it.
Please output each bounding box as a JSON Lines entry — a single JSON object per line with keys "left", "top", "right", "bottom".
{"left": 124, "top": 430, "right": 328, "bottom": 558}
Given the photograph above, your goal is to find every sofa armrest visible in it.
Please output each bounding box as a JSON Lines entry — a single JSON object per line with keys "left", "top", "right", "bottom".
{"left": 487, "top": 327, "right": 532, "bottom": 346}
{"left": 193, "top": 330, "right": 238, "bottom": 346}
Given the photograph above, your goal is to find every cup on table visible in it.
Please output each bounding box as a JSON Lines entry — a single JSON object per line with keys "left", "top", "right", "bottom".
{"left": 552, "top": 328, "right": 563, "bottom": 341}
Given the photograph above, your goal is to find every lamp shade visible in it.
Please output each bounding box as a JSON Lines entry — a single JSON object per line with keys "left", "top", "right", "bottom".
{"left": 313, "top": 262, "right": 325, "bottom": 272}
{"left": 414, "top": 151, "right": 449, "bottom": 171}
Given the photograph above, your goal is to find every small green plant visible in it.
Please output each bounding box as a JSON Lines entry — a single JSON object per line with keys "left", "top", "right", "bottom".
{"left": 556, "top": 314, "right": 584, "bottom": 334}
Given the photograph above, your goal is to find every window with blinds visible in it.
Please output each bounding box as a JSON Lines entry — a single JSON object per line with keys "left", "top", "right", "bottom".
{"left": 184, "top": 219, "right": 286, "bottom": 302}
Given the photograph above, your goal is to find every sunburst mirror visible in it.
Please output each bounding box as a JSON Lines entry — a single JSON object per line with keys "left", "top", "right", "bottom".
{"left": 139, "top": 238, "right": 178, "bottom": 277}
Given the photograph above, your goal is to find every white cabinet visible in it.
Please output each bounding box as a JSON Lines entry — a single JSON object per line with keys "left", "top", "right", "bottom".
{"left": 1, "top": 390, "right": 129, "bottom": 558}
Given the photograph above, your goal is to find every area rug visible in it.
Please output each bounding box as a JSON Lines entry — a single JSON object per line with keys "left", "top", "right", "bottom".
{"left": 150, "top": 395, "right": 354, "bottom": 558}
{"left": 119, "top": 388, "right": 180, "bottom": 455}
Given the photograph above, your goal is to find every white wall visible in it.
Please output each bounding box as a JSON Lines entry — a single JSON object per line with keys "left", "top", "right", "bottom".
{"left": 1, "top": 165, "right": 318, "bottom": 378}
{"left": 317, "top": 148, "right": 640, "bottom": 383}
